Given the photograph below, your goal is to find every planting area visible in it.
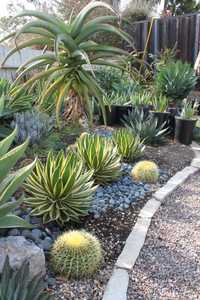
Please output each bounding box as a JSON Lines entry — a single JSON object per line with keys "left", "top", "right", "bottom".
{"left": 0, "top": 1, "right": 200, "bottom": 300}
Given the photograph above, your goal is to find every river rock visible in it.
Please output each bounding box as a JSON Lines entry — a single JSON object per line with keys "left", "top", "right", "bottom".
{"left": 0, "top": 236, "right": 46, "bottom": 277}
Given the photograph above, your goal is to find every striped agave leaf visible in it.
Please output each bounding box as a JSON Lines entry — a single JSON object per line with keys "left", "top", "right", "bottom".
{"left": 1, "top": 1, "right": 133, "bottom": 125}
{"left": 76, "top": 133, "right": 121, "bottom": 185}
{"left": 24, "top": 150, "right": 96, "bottom": 225}
{"left": 112, "top": 128, "right": 145, "bottom": 162}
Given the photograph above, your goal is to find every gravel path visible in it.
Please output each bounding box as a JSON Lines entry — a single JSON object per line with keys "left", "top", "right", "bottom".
{"left": 128, "top": 172, "right": 200, "bottom": 300}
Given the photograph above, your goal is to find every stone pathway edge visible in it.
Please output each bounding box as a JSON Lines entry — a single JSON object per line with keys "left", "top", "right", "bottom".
{"left": 102, "top": 142, "right": 200, "bottom": 300}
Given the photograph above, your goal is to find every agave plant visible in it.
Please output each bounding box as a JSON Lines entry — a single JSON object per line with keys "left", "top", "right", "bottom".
{"left": 0, "top": 81, "right": 33, "bottom": 118}
{"left": 0, "top": 256, "right": 54, "bottom": 300}
{"left": 25, "top": 150, "right": 96, "bottom": 225}
{"left": 123, "top": 109, "right": 168, "bottom": 145}
{"left": 112, "top": 128, "right": 145, "bottom": 162}
{"left": 2, "top": 2, "right": 132, "bottom": 125}
{"left": 76, "top": 133, "right": 121, "bottom": 185}
{"left": 151, "top": 94, "right": 169, "bottom": 112}
{"left": 130, "top": 91, "right": 152, "bottom": 107}
{"left": 155, "top": 60, "right": 197, "bottom": 101}
{"left": 0, "top": 127, "right": 36, "bottom": 228}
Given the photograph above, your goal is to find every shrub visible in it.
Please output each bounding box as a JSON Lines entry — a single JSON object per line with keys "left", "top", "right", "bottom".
{"left": 51, "top": 230, "right": 102, "bottom": 279}
{"left": 76, "top": 133, "right": 121, "bottom": 185}
{"left": 112, "top": 128, "right": 145, "bottom": 162}
{"left": 131, "top": 160, "right": 159, "bottom": 183}
{"left": 0, "top": 127, "right": 36, "bottom": 229}
{"left": 0, "top": 256, "right": 53, "bottom": 300}
{"left": 11, "top": 108, "right": 55, "bottom": 144}
{"left": 123, "top": 109, "right": 167, "bottom": 145}
{"left": 155, "top": 61, "right": 197, "bottom": 101}
{"left": 25, "top": 150, "right": 96, "bottom": 225}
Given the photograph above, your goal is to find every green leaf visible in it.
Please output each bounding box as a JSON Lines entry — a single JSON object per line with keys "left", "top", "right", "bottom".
{"left": 0, "top": 215, "right": 33, "bottom": 229}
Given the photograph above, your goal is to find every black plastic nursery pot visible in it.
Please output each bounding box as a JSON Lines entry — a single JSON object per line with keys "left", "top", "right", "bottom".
{"left": 99, "top": 105, "right": 117, "bottom": 126}
{"left": 175, "top": 116, "right": 197, "bottom": 145}
{"left": 167, "top": 107, "right": 178, "bottom": 137}
{"left": 115, "top": 105, "right": 134, "bottom": 125}
{"left": 150, "top": 111, "right": 170, "bottom": 130}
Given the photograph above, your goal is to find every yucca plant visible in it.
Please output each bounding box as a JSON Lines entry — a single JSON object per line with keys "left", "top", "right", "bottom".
{"left": 1, "top": 2, "right": 132, "bottom": 125}
{"left": 76, "top": 133, "right": 121, "bottom": 185}
{"left": 155, "top": 60, "right": 197, "bottom": 102}
{"left": 112, "top": 128, "right": 145, "bottom": 162}
{"left": 0, "top": 256, "right": 54, "bottom": 300}
{"left": 25, "top": 150, "right": 96, "bottom": 225}
{"left": 123, "top": 109, "right": 168, "bottom": 145}
{"left": 0, "top": 127, "right": 36, "bottom": 228}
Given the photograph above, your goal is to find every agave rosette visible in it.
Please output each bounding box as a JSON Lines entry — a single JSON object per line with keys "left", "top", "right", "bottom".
{"left": 25, "top": 150, "right": 96, "bottom": 225}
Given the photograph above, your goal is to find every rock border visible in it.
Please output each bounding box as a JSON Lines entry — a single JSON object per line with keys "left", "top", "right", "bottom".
{"left": 102, "top": 142, "right": 200, "bottom": 300}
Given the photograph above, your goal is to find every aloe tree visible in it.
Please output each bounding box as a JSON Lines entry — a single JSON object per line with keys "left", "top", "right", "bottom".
{"left": 2, "top": 1, "right": 132, "bottom": 125}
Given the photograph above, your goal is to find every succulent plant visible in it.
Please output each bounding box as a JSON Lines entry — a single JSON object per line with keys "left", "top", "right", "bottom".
{"left": 122, "top": 108, "right": 168, "bottom": 145}
{"left": 51, "top": 230, "right": 102, "bottom": 279}
{"left": 155, "top": 60, "right": 197, "bottom": 101}
{"left": 131, "top": 160, "right": 159, "bottom": 183}
{"left": 112, "top": 128, "right": 145, "bottom": 162}
{"left": 76, "top": 133, "right": 121, "bottom": 185}
{"left": 0, "top": 256, "right": 53, "bottom": 300}
{"left": 11, "top": 108, "right": 55, "bottom": 145}
{"left": 151, "top": 94, "right": 169, "bottom": 112}
{"left": 25, "top": 150, "right": 96, "bottom": 225}
{"left": 0, "top": 127, "right": 36, "bottom": 229}
{"left": 0, "top": 80, "right": 33, "bottom": 118}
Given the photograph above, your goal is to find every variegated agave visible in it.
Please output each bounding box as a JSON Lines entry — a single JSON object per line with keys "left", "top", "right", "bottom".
{"left": 24, "top": 150, "right": 96, "bottom": 225}
{"left": 76, "top": 133, "right": 121, "bottom": 185}
{"left": 112, "top": 128, "right": 145, "bottom": 162}
{"left": 1, "top": 2, "right": 132, "bottom": 124}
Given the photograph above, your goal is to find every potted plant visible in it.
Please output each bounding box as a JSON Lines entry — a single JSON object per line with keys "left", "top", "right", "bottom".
{"left": 130, "top": 91, "right": 153, "bottom": 118}
{"left": 175, "top": 101, "right": 197, "bottom": 145}
{"left": 150, "top": 94, "right": 170, "bottom": 129}
{"left": 99, "top": 92, "right": 133, "bottom": 126}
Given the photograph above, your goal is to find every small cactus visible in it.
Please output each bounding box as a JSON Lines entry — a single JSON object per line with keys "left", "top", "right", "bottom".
{"left": 131, "top": 160, "right": 159, "bottom": 183}
{"left": 51, "top": 230, "right": 102, "bottom": 279}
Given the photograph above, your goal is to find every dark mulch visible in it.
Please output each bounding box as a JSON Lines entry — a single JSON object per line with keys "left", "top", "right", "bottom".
{"left": 50, "top": 141, "right": 194, "bottom": 300}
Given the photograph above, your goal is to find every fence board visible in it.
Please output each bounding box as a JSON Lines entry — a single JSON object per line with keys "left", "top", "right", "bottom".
{"left": 130, "top": 13, "right": 200, "bottom": 65}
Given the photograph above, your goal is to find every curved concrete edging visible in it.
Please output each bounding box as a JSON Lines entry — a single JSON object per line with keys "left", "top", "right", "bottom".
{"left": 102, "top": 142, "right": 200, "bottom": 300}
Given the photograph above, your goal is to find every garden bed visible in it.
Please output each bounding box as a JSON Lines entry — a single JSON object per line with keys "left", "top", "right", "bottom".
{"left": 46, "top": 140, "right": 194, "bottom": 300}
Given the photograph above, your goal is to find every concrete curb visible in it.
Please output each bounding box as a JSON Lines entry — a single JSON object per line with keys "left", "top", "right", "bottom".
{"left": 102, "top": 142, "right": 200, "bottom": 300}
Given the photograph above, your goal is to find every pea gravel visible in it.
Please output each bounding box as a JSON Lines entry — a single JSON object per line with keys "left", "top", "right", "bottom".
{"left": 128, "top": 172, "right": 200, "bottom": 300}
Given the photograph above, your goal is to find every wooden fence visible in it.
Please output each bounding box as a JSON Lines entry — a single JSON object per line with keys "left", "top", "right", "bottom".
{"left": 128, "top": 13, "right": 200, "bottom": 65}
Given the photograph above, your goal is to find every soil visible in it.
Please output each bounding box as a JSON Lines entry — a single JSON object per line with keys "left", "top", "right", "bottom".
{"left": 49, "top": 141, "right": 194, "bottom": 300}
